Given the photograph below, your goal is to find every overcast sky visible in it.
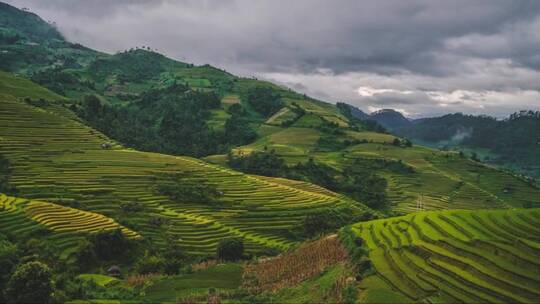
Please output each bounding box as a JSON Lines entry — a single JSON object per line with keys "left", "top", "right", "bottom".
{"left": 6, "top": 0, "right": 540, "bottom": 118}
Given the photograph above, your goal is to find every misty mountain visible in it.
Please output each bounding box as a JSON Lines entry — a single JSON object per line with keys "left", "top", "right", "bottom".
{"left": 394, "top": 111, "right": 540, "bottom": 178}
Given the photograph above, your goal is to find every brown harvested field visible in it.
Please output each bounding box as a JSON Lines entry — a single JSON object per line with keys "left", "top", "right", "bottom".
{"left": 243, "top": 234, "right": 349, "bottom": 292}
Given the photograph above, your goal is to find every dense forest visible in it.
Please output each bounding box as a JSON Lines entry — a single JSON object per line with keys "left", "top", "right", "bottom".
{"left": 75, "top": 84, "right": 263, "bottom": 157}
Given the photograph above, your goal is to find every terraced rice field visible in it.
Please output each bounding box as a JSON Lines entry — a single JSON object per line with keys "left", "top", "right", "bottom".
{"left": 348, "top": 208, "right": 540, "bottom": 303}
{"left": 0, "top": 96, "right": 367, "bottom": 256}
{"left": 0, "top": 193, "right": 139, "bottom": 258}
{"left": 343, "top": 143, "right": 540, "bottom": 214}
{"left": 25, "top": 198, "right": 140, "bottom": 237}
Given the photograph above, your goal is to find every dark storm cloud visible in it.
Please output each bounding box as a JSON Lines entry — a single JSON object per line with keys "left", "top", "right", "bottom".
{"left": 5, "top": 0, "right": 540, "bottom": 117}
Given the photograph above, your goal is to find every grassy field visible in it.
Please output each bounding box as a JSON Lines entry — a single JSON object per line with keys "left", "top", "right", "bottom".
{"left": 345, "top": 208, "right": 540, "bottom": 303}
{"left": 142, "top": 263, "right": 243, "bottom": 302}
{"left": 0, "top": 70, "right": 65, "bottom": 101}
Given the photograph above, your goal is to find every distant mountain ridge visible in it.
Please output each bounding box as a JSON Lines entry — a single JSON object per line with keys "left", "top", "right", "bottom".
{"left": 337, "top": 103, "right": 411, "bottom": 129}
{"left": 339, "top": 103, "right": 540, "bottom": 178}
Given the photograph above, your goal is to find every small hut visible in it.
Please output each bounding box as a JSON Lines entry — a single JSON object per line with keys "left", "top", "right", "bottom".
{"left": 101, "top": 142, "right": 112, "bottom": 149}
{"left": 107, "top": 265, "right": 121, "bottom": 278}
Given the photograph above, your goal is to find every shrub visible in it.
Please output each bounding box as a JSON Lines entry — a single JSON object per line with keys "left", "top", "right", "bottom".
{"left": 217, "top": 238, "right": 244, "bottom": 261}
{"left": 135, "top": 253, "right": 166, "bottom": 274}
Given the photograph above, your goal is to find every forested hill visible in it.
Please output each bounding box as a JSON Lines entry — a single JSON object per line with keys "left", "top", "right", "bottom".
{"left": 339, "top": 102, "right": 540, "bottom": 179}
{"left": 393, "top": 111, "right": 540, "bottom": 179}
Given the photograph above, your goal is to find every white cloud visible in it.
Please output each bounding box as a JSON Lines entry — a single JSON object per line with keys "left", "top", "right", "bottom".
{"left": 357, "top": 86, "right": 414, "bottom": 97}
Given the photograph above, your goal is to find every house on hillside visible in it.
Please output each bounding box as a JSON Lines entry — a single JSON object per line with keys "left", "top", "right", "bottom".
{"left": 107, "top": 265, "right": 121, "bottom": 278}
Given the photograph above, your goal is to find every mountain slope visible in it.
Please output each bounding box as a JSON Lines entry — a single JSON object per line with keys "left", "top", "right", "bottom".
{"left": 2, "top": 1, "right": 539, "bottom": 215}
{"left": 393, "top": 112, "right": 540, "bottom": 179}
{"left": 0, "top": 2, "right": 102, "bottom": 74}
{"left": 0, "top": 72, "right": 371, "bottom": 257}
{"left": 0, "top": 2, "right": 63, "bottom": 42}
{"left": 369, "top": 109, "right": 412, "bottom": 129}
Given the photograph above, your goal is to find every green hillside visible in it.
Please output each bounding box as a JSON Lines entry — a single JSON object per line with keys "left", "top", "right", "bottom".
{"left": 342, "top": 208, "right": 540, "bottom": 303}
{"left": 0, "top": 72, "right": 370, "bottom": 257}
{"left": 4, "top": 1, "right": 537, "bottom": 217}
{"left": 392, "top": 112, "right": 540, "bottom": 179}
{"left": 1, "top": 2, "right": 540, "bottom": 303}
{"left": 230, "top": 121, "right": 540, "bottom": 213}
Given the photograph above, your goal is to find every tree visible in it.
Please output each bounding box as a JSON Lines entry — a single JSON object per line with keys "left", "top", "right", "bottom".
{"left": 84, "top": 94, "right": 102, "bottom": 116}
{"left": 471, "top": 152, "right": 480, "bottom": 162}
{"left": 74, "top": 239, "right": 97, "bottom": 271}
{"left": 0, "top": 154, "right": 16, "bottom": 195}
{"left": 227, "top": 150, "right": 287, "bottom": 177}
{"left": 0, "top": 239, "right": 17, "bottom": 303}
{"left": 224, "top": 114, "right": 257, "bottom": 146}
{"left": 302, "top": 213, "right": 333, "bottom": 237}
{"left": 217, "top": 238, "right": 244, "bottom": 261}
{"left": 135, "top": 253, "right": 165, "bottom": 274}
{"left": 5, "top": 261, "right": 54, "bottom": 304}
{"left": 163, "top": 242, "right": 187, "bottom": 275}
{"left": 156, "top": 173, "right": 220, "bottom": 204}
{"left": 90, "top": 229, "right": 132, "bottom": 260}
{"left": 392, "top": 138, "right": 401, "bottom": 146}
{"left": 246, "top": 87, "right": 284, "bottom": 117}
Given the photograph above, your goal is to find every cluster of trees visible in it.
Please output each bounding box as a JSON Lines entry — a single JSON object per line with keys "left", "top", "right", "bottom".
{"left": 224, "top": 104, "right": 258, "bottom": 146}
{"left": 3, "top": 261, "right": 54, "bottom": 303}
{"left": 76, "top": 84, "right": 258, "bottom": 157}
{"left": 217, "top": 238, "right": 244, "bottom": 261}
{"left": 133, "top": 241, "right": 188, "bottom": 275}
{"left": 0, "top": 228, "right": 142, "bottom": 303}
{"left": 30, "top": 67, "right": 82, "bottom": 95}
{"left": 87, "top": 49, "right": 167, "bottom": 83}
{"left": 392, "top": 138, "right": 412, "bottom": 147}
{"left": 300, "top": 207, "right": 375, "bottom": 238}
{"left": 0, "top": 29, "right": 21, "bottom": 44}
{"left": 77, "top": 85, "right": 267, "bottom": 157}
{"left": 155, "top": 172, "right": 221, "bottom": 205}
{"left": 228, "top": 151, "right": 390, "bottom": 209}
{"left": 0, "top": 154, "right": 16, "bottom": 195}
{"left": 0, "top": 229, "right": 247, "bottom": 303}
{"left": 246, "top": 86, "right": 284, "bottom": 117}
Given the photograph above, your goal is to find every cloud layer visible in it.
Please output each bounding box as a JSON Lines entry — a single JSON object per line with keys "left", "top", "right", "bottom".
{"left": 6, "top": 0, "right": 540, "bottom": 117}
